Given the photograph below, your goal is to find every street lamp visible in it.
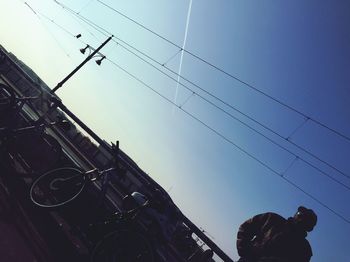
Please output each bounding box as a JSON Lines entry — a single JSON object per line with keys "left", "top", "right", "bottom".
{"left": 79, "top": 44, "right": 107, "bottom": 66}
{"left": 95, "top": 56, "right": 106, "bottom": 66}
{"left": 80, "top": 44, "right": 89, "bottom": 54}
{"left": 51, "top": 35, "right": 113, "bottom": 93}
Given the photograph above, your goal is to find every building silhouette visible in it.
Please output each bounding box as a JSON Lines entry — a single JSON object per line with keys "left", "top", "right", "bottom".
{"left": 0, "top": 45, "right": 231, "bottom": 262}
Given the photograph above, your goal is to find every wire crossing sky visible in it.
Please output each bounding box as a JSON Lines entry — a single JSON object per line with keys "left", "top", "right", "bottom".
{"left": 93, "top": 0, "right": 350, "bottom": 143}
{"left": 46, "top": 0, "right": 350, "bottom": 184}
{"left": 1, "top": 1, "right": 350, "bottom": 261}
{"left": 43, "top": 1, "right": 350, "bottom": 185}
{"left": 31, "top": 0, "right": 350, "bottom": 197}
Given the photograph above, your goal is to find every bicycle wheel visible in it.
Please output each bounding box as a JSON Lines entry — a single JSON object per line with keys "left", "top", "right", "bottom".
{"left": 0, "top": 83, "right": 15, "bottom": 111}
{"left": 91, "top": 230, "right": 154, "bottom": 262}
{"left": 30, "top": 167, "right": 86, "bottom": 208}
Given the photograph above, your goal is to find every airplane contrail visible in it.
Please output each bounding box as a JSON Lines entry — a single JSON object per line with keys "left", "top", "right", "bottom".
{"left": 173, "top": 0, "right": 193, "bottom": 112}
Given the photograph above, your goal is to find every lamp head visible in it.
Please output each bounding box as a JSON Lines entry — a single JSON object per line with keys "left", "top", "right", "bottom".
{"left": 96, "top": 56, "right": 106, "bottom": 66}
{"left": 80, "top": 45, "right": 89, "bottom": 54}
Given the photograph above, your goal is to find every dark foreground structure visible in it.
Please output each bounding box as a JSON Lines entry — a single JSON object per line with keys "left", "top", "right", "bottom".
{"left": 0, "top": 45, "right": 233, "bottom": 262}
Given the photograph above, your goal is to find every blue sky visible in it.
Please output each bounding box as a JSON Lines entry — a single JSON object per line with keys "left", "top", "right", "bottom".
{"left": 1, "top": 0, "right": 350, "bottom": 260}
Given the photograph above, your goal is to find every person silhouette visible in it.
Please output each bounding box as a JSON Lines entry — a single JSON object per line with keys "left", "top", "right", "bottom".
{"left": 236, "top": 206, "right": 317, "bottom": 262}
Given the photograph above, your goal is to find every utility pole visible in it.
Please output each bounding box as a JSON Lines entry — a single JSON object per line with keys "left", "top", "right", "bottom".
{"left": 51, "top": 36, "right": 113, "bottom": 93}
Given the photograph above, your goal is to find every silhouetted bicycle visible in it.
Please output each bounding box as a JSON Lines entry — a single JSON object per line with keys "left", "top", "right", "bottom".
{"left": 87, "top": 199, "right": 155, "bottom": 262}
{"left": 0, "top": 82, "right": 43, "bottom": 114}
{"left": 0, "top": 85, "right": 70, "bottom": 175}
{"left": 0, "top": 120, "right": 67, "bottom": 175}
{"left": 0, "top": 82, "right": 53, "bottom": 129}
{"left": 30, "top": 166, "right": 118, "bottom": 208}
{"left": 30, "top": 142, "right": 120, "bottom": 208}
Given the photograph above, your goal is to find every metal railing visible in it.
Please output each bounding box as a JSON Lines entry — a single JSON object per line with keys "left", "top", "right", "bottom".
{"left": 0, "top": 47, "right": 233, "bottom": 262}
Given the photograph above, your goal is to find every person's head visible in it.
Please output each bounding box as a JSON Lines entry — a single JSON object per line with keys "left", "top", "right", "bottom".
{"left": 293, "top": 206, "right": 317, "bottom": 232}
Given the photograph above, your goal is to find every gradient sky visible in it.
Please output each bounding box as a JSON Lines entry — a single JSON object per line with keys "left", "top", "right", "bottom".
{"left": 1, "top": 0, "right": 350, "bottom": 261}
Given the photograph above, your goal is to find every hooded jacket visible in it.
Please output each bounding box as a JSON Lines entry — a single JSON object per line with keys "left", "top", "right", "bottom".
{"left": 236, "top": 212, "right": 312, "bottom": 262}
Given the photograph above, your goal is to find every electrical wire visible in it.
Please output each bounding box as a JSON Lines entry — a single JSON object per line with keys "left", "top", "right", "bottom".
{"left": 49, "top": 1, "right": 350, "bottom": 183}
{"left": 37, "top": 3, "right": 350, "bottom": 189}
{"left": 26, "top": 0, "right": 350, "bottom": 223}
{"left": 69, "top": 3, "right": 103, "bottom": 41}
{"left": 112, "top": 38, "right": 350, "bottom": 187}
{"left": 36, "top": 10, "right": 77, "bottom": 38}
{"left": 77, "top": 0, "right": 94, "bottom": 14}
{"left": 162, "top": 48, "right": 182, "bottom": 66}
{"left": 23, "top": 1, "right": 71, "bottom": 58}
{"left": 106, "top": 56, "right": 350, "bottom": 225}
{"left": 94, "top": 0, "right": 350, "bottom": 143}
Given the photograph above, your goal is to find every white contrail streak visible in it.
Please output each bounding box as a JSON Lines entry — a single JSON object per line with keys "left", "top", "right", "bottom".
{"left": 173, "top": 0, "right": 193, "bottom": 111}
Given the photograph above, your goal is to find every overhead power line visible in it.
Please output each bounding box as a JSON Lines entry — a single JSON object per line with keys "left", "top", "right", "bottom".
{"left": 34, "top": 1, "right": 350, "bottom": 223}
{"left": 43, "top": 3, "right": 350, "bottom": 186}
{"left": 94, "top": 0, "right": 350, "bottom": 143}
{"left": 105, "top": 56, "right": 350, "bottom": 225}
{"left": 38, "top": 2, "right": 350, "bottom": 190}
{"left": 35, "top": 10, "right": 77, "bottom": 38}
{"left": 109, "top": 39, "right": 350, "bottom": 182}
{"left": 23, "top": 1, "right": 71, "bottom": 58}
{"left": 111, "top": 38, "right": 350, "bottom": 188}
{"left": 77, "top": 0, "right": 94, "bottom": 14}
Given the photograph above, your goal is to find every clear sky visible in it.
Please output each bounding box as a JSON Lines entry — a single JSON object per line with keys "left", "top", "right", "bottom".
{"left": 1, "top": 0, "right": 350, "bottom": 261}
